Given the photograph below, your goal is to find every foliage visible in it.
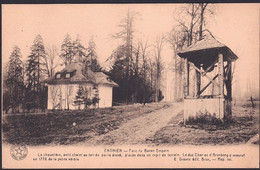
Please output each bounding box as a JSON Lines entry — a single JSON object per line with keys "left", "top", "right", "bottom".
{"left": 25, "top": 35, "right": 47, "bottom": 112}
{"left": 4, "top": 46, "right": 25, "bottom": 113}
{"left": 185, "top": 110, "right": 225, "bottom": 130}
{"left": 83, "top": 87, "right": 92, "bottom": 109}
{"left": 85, "top": 37, "right": 102, "bottom": 72}
{"left": 26, "top": 35, "right": 46, "bottom": 90}
{"left": 108, "top": 10, "right": 164, "bottom": 104}
{"left": 60, "top": 34, "right": 75, "bottom": 66}
{"left": 73, "top": 86, "right": 85, "bottom": 110}
{"left": 73, "top": 86, "right": 100, "bottom": 110}
{"left": 60, "top": 34, "right": 102, "bottom": 72}
{"left": 92, "top": 97, "right": 100, "bottom": 107}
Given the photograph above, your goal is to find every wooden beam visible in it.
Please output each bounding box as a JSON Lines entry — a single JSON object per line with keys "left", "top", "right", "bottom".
{"left": 184, "top": 58, "right": 189, "bottom": 97}
{"left": 224, "top": 63, "right": 231, "bottom": 81}
{"left": 199, "top": 74, "right": 219, "bottom": 95}
{"left": 195, "top": 65, "right": 201, "bottom": 96}
{"left": 189, "top": 62, "right": 219, "bottom": 87}
{"left": 218, "top": 53, "right": 224, "bottom": 97}
{"left": 227, "top": 61, "right": 232, "bottom": 99}
{"left": 202, "top": 59, "right": 218, "bottom": 76}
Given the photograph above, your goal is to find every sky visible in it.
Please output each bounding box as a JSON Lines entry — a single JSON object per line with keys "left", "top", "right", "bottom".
{"left": 2, "top": 4, "right": 259, "bottom": 98}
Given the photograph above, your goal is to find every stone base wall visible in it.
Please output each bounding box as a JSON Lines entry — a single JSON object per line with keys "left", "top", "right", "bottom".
{"left": 184, "top": 98, "right": 232, "bottom": 121}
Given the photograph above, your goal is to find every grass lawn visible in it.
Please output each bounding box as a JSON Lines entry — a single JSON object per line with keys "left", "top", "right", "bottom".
{"left": 2, "top": 102, "right": 169, "bottom": 146}
{"left": 147, "top": 101, "right": 259, "bottom": 145}
{"left": 2, "top": 101, "right": 259, "bottom": 146}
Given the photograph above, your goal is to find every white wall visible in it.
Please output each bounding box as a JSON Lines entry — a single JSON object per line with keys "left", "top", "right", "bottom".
{"left": 47, "top": 83, "right": 94, "bottom": 110}
{"left": 98, "top": 85, "right": 113, "bottom": 108}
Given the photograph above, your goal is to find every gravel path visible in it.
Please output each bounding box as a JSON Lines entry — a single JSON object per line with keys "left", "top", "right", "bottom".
{"left": 86, "top": 102, "right": 184, "bottom": 146}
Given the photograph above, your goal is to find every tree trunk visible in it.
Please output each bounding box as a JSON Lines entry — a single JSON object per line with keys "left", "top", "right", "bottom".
{"left": 174, "top": 52, "right": 178, "bottom": 102}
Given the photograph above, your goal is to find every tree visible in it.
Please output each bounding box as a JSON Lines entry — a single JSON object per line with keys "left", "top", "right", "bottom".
{"left": 146, "top": 55, "right": 156, "bottom": 102}
{"left": 108, "top": 45, "right": 129, "bottom": 103}
{"left": 174, "top": 3, "right": 216, "bottom": 45}
{"left": 49, "top": 85, "right": 59, "bottom": 110}
{"left": 198, "top": 3, "right": 216, "bottom": 40}
{"left": 73, "top": 86, "right": 96, "bottom": 110}
{"left": 41, "top": 45, "right": 60, "bottom": 78}
{"left": 26, "top": 35, "right": 46, "bottom": 90}
{"left": 60, "top": 33, "right": 74, "bottom": 66}
{"left": 65, "top": 85, "right": 73, "bottom": 110}
{"left": 174, "top": 4, "right": 200, "bottom": 46}
{"left": 109, "top": 9, "right": 139, "bottom": 103}
{"left": 3, "top": 90, "right": 11, "bottom": 114}
{"left": 85, "top": 37, "right": 102, "bottom": 72}
{"left": 5, "top": 46, "right": 25, "bottom": 113}
{"left": 167, "top": 28, "right": 186, "bottom": 101}
{"left": 73, "top": 34, "right": 87, "bottom": 58}
{"left": 139, "top": 40, "right": 150, "bottom": 104}
{"left": 171, "top": 3, "right": 216, "bottom": 99}
{"left": 73, "top": 86, "right": 85, "bottom": 110}
{"left": 154, "top": 36, "right": 165, "bottom": 102}
{"left": 25, "top": 35, "right": 46, "bottom": 112}
{"left": 133, "top": 43, "right": 140, "bottom": 103}
{"left": 83, "top": 87, "right": 93, "bottom": 109}
{"left": 60, "top": 34, "right": 101, "bottom": 72}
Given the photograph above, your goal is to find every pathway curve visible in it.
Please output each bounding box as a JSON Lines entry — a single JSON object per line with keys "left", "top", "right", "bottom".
{"left": 86, "top": 102, "right": 184, "bottom": 146}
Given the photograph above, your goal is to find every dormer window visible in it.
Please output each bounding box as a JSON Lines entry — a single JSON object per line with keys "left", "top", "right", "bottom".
{"left": 107, "top": 77, "right": 111, "bottom": 82}
{"left": 56, "top": 73, "right": 61, "bottom": 79}
{"left": 65, "top": 73, "right": 70, "bottom": 79}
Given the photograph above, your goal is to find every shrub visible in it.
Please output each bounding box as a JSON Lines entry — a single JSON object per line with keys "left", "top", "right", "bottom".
{"left": 185, "top": 110, "right": 225, "bottom": 130}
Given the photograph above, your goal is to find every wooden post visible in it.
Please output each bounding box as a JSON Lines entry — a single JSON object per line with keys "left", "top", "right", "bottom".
{"left": 184, "top": 57, "right": 189, "bottom": 97}
{"left": 218, "top": 53, "right": 224, "bottom": 97}
{"left": 227, "top": 60, "right": 232, "bottom": 99}
{"left": 250, "top": 97, "right": 255, "bottom": 108}
{"left": 195, "top": 64, "right": 201, "bottom": 97}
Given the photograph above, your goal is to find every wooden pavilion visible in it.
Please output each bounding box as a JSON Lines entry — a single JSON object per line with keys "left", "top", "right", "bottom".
{"left": 177, "top": 35, "right": 238, "bottom": 122}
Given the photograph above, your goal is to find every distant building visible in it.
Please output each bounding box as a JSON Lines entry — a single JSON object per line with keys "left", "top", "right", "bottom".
{"left": 43, "top": 56, "right": 118, "bottom": 110}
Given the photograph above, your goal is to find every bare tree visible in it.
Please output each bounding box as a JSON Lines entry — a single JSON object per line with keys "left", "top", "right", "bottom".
{"left": 139, "top": 40, "right": 150, "bottom": 104}
{"left": 112, "top": 9, "right": 138, "bottom": 81}
{"left": 49, "top": 85, "right": 59, "bottom": 110}
{"left": 174, "top": 3, "right": 216, "bottom": 45}
{"left": 175, "top": 4, "right": 200, "bottom": 46}
{"left": 41, "top": 45, "right": 60, "bottom": 78}
{"left": 65, "top": 85, "right": 73, "bottom": 110}
{"left": 172, "top": 3, "right": 216, "bottom": 98}
{"left": 133, "top": 43, "right": 140, "bottom": 103}
{"left": 167, "top": 29, "right": 187, "bottom": 101}
{"left": 154, "top": 36, "right": 165, "bottom": 102}
{"left": 146, "top": 55, "right": 156, "bottom": 101}
{"left": 198, "top": 3, "right": 216, "bottom": 40}
{"left": 110, "top": 9, "right": 140, "bottom": 103}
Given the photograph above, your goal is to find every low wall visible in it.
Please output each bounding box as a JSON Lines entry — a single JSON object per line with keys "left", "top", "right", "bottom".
{"left": 184, "top": 98, "right": 231, "bottom": 121}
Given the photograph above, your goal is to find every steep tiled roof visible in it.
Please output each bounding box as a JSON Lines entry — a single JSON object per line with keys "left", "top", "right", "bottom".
{"left": 43, "top": 62, "right": 118, "bottom": 87}
{"left": 94, "top": 72, "right": 119, "bottom": 87}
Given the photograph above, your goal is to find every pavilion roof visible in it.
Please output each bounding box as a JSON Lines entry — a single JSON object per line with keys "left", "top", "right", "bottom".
{"left": 177, "top": 35, "right": 238, "bottom": 62}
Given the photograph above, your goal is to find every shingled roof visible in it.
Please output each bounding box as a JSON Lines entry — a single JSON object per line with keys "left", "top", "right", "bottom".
{"left": 177, "top": 35, "right": 238, "bottom": 61}
{"left": 43, "top": 62, "right": 118, "bottom": 87}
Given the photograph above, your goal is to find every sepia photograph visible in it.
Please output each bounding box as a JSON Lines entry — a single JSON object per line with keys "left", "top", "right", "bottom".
{"left": 2, "top": 3, "right": 259, "bottom": 168}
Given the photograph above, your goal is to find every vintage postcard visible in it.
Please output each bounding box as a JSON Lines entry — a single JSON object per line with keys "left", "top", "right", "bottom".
{"left": 2, "top": 3, "right": 259, "bottom": 168}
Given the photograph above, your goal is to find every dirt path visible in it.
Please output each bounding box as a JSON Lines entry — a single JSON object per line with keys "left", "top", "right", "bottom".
{"left": 85, "top": 102, "right": 184, "bottom": 146}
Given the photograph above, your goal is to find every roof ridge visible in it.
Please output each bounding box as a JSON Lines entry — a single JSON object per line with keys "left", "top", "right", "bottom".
{"left": 43, "top": 62, "right": 119, "bottom": 87}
